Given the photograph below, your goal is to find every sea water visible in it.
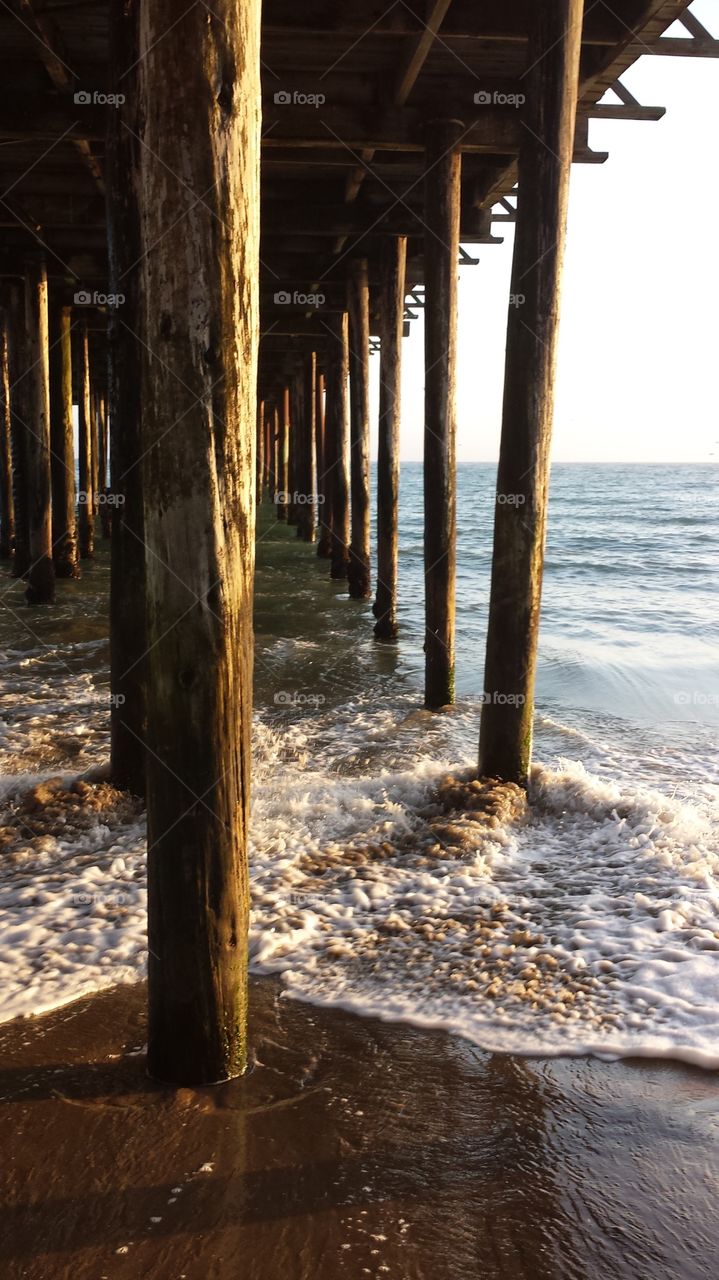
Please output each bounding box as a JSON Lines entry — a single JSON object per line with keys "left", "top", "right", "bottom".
{"left": 1, "top": 463, "right": 718, "bottom": 1065}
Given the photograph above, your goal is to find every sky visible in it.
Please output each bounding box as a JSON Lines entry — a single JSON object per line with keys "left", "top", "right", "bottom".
{"left": 370, "top": 3, "right": 719, "bottom": 463}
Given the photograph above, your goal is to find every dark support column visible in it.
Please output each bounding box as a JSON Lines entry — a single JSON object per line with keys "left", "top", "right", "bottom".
{"left": 108, "top": 0, "right": 147, "bottom": 798}
{"left": 49, "top": 303, "right": 79, "bottom": 578}
{"left": 316, "top": 367, "right": 332, "bottom": 558}
{"left": 24, "top": 258, "right": 55, "bottom": 604}
{"left": 479, "top": 0, "right": 582, "bottom": 786}
{"left": 297, "top": 350, "right": 317, "bottom": 542}
{"left": 277, "top": 386, "right": 289, "bottom": 520}
{"left": 374, "top": 236, "right": 406, "bottom": 641}
{"left": 423, "top": 120, "right": 462, "bottom": 707}
{"left": 345, "top": 259, "right": 368, "bottom": 599}
{"left": 264, "top": 410, "right": 272, "bottom": 497}
{"left": 0, "top": 305, "right": 15, "bottom": 560}
{"left": 326, "top": 311, "right": 350, "bottom": 580}
{"left": 256, "top": 397, "right": 265, "bottom": 504}
{"left": 7, "top": 285, "right": 29, "bottom": 579}
{"left": 76, "top": 318, "right": 94, "bottom": 559}
{"left": 138, "top": 0, "right": 260, "bottom": 1084}
{"left": 347, "top": 259, "right": 372, "bottom": 599}
{"left": 290, "top": 370, "right": 302, "bottom": 531}
{"left": 97, "top": 392, "right": 111, "bottom": 537}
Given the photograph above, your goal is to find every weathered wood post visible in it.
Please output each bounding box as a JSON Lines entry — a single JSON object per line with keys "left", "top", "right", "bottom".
{"left": 297, "top": 350, "right": 317, "bottom": 541}
{"left": 76, "top": 317, "right": 94, "bottom": 559}
{"left": 49, "top": 302, "right": 79, "bottom": 578}
{"left": 107, "top": 0, "right": 147, "bottom": 798}
{"left": 273, "top": 403, "right": 281, "bottom": 507}
{"left": 256, "top": 397, "right": 265, "bottom": 503}
{"left": 7, "top": 285, "right": 29, "bottom": 579}
{"left": 289, "top": 370, "right": 302, "bottom": 529}
{"left": 0, "top": 305, "right": 15, "bottom": 560}
{"left": 374, "top": 236, "right": 406, "bottom": 640}
{"left": 277, "top": 386, "right": 290, "bottom": 520}
{"left": 137, "top": 0, "right": 260, "bottom": 1084}
{"left": 325, "top": 311, "right": 350, "bottom": 579}
{"left": 316, "top": 366, "right": 332, "bottom": 557}
{"left": 24, "top": 257, "right": 55, "bottom": 604}
{"left": 97, "top": 391, "right": 111, "bottom": 537}
{"left": 347, "top": 259, "right": 372, "bottom": 599}
{"left": 479, "top": 0, "right": 582, "bottom": 786}
{"left": 424, "top": 120, "right": 462, "bottom": 707}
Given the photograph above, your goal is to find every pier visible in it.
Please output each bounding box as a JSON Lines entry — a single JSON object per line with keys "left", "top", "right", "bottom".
{"left": 0, "top": 0, "right": 715, "bottom": 1084}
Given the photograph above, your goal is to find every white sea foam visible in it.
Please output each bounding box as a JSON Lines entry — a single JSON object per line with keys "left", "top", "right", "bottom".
{"left": 1, "top": 687, "right": 718, "bottom": 1067}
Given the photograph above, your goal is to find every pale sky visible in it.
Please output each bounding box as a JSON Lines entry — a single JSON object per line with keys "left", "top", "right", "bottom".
{"left": 372, "top": 3, "right": 719, "bottom": 463}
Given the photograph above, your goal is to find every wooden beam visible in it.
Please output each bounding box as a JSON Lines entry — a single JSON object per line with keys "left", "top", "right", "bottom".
{"left": 394, "top": 0, "right": 454, "bottom": 105}
{"left": 589, "top": 103, "right": 665, "bottom": 121}
{"left": 642, "top": 36, "right": 719, "bottom": 56}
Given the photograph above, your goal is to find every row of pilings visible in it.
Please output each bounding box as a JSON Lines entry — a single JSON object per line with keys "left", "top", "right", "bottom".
{"left": 0, "top": 286, "right": 110, "bottom": 600}
{"left": 0, "top": 0, "right": 582, "bottom": 1084}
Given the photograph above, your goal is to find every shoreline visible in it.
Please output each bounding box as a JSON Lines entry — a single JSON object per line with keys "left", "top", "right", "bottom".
{"left": 2, "top": 977, "right": 718, "bottom": 1279}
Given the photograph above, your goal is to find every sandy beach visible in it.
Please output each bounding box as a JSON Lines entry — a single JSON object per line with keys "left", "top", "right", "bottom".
{"left": 2, "top": 978, "right": 718, "bottom": 1280}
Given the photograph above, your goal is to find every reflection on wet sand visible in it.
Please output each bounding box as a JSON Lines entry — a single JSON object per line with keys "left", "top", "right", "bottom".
{"left": 1, "top": 978, "right": 717, "bottom": 1280}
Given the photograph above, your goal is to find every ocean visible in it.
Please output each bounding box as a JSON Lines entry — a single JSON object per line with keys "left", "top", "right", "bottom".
{"left": 1, "top": 462, "right": 718, "bottom": 1065}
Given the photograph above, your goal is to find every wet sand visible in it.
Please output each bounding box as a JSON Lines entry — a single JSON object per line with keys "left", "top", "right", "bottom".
{"left": 1, "top": 981, "right": 718, "bottom": 1280}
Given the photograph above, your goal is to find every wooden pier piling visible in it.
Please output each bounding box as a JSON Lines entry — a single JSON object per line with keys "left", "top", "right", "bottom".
{"left": 49, "top": 303, "right": 79, "bottom": 579}
{"left": 347, "top": 259, "right": 372, "bottom": 599}
{"left": 7, "top": 286, "right": 29, "bottom": 580}
{"left": 316, "top": 367, "right": 332, "bottom": 558}
{"left": 108, "top": 0, "right": 147, "bottom": 799}
{"left": 76, "top": 318, "right": 94, "bottom": 560}
{"left": 138, "top": 0, "right": 260, "bottom": 1084}
{"left": 277, "top": 387, "right": 290, "bottom": 520}
{"left": 297, "top": 350, "right": 317, "bottom": 542}
{"left": 325, "top": 311, "right": 350, "bottom": 580}
{"left": 23, "top": 258, "right": 55, "bottom": 604}
{"left": 0, "top": 306, "right": 14, "bottom": 561}
{"left": 423, "top": 121, "right": 462, "bottom": 707}
{"left": 374, "top": 236, "right": 407, "bottom": 641}
{"left": 479, "top": 0, "right": 583, "bottom": 786}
